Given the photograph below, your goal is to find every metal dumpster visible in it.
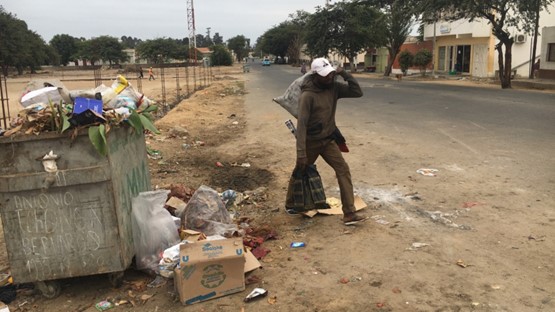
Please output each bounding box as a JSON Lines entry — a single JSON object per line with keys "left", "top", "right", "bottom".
{"left": 0, "top": 126, "right": 151, "bottom": 297}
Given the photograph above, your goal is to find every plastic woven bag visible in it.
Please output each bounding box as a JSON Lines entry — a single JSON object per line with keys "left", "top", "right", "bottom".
{"left": 272, "top": 72, "right": 312, "bottom": 119}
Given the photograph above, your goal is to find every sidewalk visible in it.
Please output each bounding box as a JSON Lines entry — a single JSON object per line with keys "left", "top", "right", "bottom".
{"left": 354, "top": 71, "right": 555, "bottom": 92}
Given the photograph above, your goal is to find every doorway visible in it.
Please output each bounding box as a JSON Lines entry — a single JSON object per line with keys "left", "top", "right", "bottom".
{"left": 456, "top": 45, "right": 471, "bottom": 73}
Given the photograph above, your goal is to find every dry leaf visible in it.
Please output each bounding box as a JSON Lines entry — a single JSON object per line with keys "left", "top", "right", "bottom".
{"left": 140, "top": 294, "right": 153, "bottom": 302}
{"left": 267, "top": 295, "right": 277, "bottom": 305}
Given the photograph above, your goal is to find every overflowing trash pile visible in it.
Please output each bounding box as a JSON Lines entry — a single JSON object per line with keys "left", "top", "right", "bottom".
{"left": 130, "top": 184, "right": 275, "bottom": 305}
{"left": 0, "top": 76, "right": 158, "bottom": 150}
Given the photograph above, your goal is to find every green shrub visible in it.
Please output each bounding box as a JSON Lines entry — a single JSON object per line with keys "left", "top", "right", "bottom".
{"left": 398, "top": 50, "right": 414, "bottom": 76}
{"left": 414, "top": 49, "right": 433, "bottom": 76}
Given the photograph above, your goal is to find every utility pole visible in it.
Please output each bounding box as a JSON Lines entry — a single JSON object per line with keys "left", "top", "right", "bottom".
{"left": 529, "top": 0, "right": 541, "bottom": 79}
{"left": 187, "top": 0, "right": 197, "bottom": 90}
{"left": 432, "top": 20, "right": 436, "bottom": 77}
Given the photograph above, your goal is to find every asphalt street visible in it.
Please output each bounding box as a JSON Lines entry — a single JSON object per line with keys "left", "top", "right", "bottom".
{"left": 248, "top": 61, "right": 555, "bottom": 193}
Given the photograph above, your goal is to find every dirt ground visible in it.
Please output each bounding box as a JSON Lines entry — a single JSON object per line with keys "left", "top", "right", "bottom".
{"left": 1, "top": 65, "right": 554, "bottom": 311}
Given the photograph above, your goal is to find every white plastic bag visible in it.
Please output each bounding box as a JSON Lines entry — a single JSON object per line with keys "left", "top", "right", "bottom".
{"left": 131, "top": 190, "right": 180, "bottom": 271}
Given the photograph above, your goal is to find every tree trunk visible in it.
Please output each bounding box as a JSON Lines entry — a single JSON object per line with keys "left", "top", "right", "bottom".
{"left": 497, "top": 41, "right": 512, "bottom": 89}
{"left": 349, "top": 56, "right": 357, "bottom": 72}
{"left": 384, "top": 59, "right": 393, "bottom": 76}
{"left": 383, "top": 47, "right": 397, "bottom": 77}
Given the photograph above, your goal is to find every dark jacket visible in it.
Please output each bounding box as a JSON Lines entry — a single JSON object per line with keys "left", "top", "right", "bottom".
{"left": 296, "top": 71, "right": 362, "bottom": 158}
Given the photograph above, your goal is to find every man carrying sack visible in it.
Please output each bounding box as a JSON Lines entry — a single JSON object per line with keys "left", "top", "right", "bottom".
{"left": 285, "top": 58, "right": 368, "bottom": 225}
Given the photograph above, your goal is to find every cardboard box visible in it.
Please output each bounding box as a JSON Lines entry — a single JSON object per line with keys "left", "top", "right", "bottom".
{"left": 175, "top": 238, "right": 246, "bottom": 305}
{"left": 302, "top": 195, "right": 367, "bottom": 217}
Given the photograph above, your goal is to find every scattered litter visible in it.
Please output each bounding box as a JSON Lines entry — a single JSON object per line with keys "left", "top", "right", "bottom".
{"left": 267, "top": 295, "right": 277, "bottom": 305}
{"left": 244, "top": 288, "right": 268, "bottom": 303}
{"left": 462, "top": 201, "right": 482, "bottom": 208}
{"left": 41, "top": 150, "right": 59, "bottom": 173}
{"left": 406, "top": 242, "right": 429, "bottom": 251}
{"left": 528, "top": 235, "right": 546, "bottom": 241}
{"left": 371, "top": 215, "right": 390, "bottom": 225}
{"left": 94, "top": 300, "right": 114, "bottom": 311}
{"left": 423, "top": 210, "right": 471, "bottom": 230}
{"left": 490, "top": 285, "right": 502, "bottom": 290}
{"left": 302, "top": 196, "right": 367, "bottom": 217}
{"left": 146, "top": 148, "right": 162, "bottom": 160}
{"left": 139, "top": 294, "right": 153, "bottom": 303}
{"left": 147, "top": 275, "right": 168, "bottom": 288}
{"left": 456, "top": 259, "right": 471, "bottom": 268}
{"left": 231, "top": 162, "right": 251, "bottom": 168}
{"left": 179, "top": 185, "right": 238, "bottom": 236}
{"left": 245, "top": 275, "right": 262, "bottom": 285}
{"left": 290, "top": 242, "right": 306, "bottom": 248}
{"left": 392, "top": 287, "right": 402, "bottom": 294}
{"left": 416, "top": 168, "right": 439, "bottom": 176}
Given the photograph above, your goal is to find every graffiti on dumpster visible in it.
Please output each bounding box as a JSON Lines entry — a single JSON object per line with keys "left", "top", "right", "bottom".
{"left": 6, "top": 190, "right": 108, "bottom": 280}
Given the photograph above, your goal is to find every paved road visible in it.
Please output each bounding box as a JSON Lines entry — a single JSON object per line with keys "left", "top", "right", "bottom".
{"left": 247, "top": 62, "right": 555, "bottom": 193}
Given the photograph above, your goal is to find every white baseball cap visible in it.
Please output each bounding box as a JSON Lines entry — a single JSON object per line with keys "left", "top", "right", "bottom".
{"left": 311, "top": 58, "right": 336, "bottom": 77}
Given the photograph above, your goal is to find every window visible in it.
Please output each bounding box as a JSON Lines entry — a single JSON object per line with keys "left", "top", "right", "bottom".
{"left": 548, "top": 43, "right": 555, "bottom": 62}
{"left": 438, "top": 47, "right": 446, "bottom": 71}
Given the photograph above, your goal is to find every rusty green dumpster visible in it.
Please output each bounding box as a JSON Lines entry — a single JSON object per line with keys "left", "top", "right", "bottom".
{"left": 0, "top": 126, "right": 151, "bottom": 297}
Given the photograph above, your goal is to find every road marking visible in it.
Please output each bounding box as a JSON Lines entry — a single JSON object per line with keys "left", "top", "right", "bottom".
{"left": 437, "top": 128, "right": 479, "bottom": 155}
{"left": 469, "top": 121, "right": 488, "bottom": 130}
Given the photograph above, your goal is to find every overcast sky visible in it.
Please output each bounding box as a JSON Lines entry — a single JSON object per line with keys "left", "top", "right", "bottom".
{"left": 2, "top": 0, "right": 331, "bottom": 44}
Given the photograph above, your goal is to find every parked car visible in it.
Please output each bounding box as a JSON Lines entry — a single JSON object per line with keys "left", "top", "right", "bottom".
{"left": 262, "top": 59, "right": 271, "bottom": 66}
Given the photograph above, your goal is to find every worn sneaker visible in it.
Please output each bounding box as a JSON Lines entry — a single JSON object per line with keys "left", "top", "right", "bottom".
{"left": 342, "top": 212, "right": 369, "bottom": 225}
{"left": 285, "top": 207, "right": 300, "bottom": 215}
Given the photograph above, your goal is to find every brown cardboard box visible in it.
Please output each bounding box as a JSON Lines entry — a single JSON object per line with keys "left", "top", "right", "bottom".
{"left": 175, "top": 238, "right": 246, "bottom": 305}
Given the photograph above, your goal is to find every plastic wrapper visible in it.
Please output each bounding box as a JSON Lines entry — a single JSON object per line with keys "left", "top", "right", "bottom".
{"left": 19, "top": 79, "right": 72, "bottom": 105}
{"left": 179, "top": 185, "right": 238, "bottom": 236}
{"left": 69, "top": 84, "right": 116, "bottom": 107}
{"left": 272, "top": 71, "right": 313, "bottom": 119}
{"left": 131, "top": 190, "right": 180, "bottom": 271}
{"left": 20, "top": 87, "right": 64, "bottom": 108}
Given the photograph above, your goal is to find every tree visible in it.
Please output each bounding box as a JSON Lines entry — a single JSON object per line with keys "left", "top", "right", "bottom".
{"left": 211, "top": 45, "right": 233, "bottom": 66}
{"left": 213, "top": 32, "right": 224, "bottom": 45}
{"left": 120, "top": 36, "right": 143, "bottom": 49}
{"left": 413, "top": 49, "right": 433, "bottom": 76}
{"left": 0, "top": 6, "right": 57, "bottom": 75}
{"left": 257, "top": 23, "right": 296, "bottom": 59}
{"left": 227, "top": 35, "right": 248, "bottom": 62}
{"left": 85, "top": 36, "right": 129, "bottom": 66}
{"left": 398, "top": 50, "right": 414, "bottom": 75}
{"left": 50, "top": 34, "right": 79, "bottom": 66}
{"left": 305, "top": 1, "right": 387, "bottom": 72}
{"left": 360, "top": 0, "right": 419, "bottom": 76}
{"left": 422, "top": 0, "right": 554, "bottom": 89}
{"left": 135, "top": 38, "right": 186, "bottom": 63}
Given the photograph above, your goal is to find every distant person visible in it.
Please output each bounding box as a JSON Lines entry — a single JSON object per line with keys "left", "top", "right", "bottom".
{"left": 300, "top": 62, "right": 307, "bottom": 75}
{"left": 148, "top": 67, "right": 155, "bottom": 81}
{"left": 138, "top": 67, "right": 144, "bottom": 79}
{"left": 533, "top": 59, "right": 540, "bottom": 78}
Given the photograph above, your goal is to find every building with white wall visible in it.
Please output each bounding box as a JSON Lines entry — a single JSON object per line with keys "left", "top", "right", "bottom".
{"left": 423, "top": 8, "right": 555, "bottom": 79}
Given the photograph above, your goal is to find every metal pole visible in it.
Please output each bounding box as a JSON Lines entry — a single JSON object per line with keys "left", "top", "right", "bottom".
{"left": 0, "top": 70, "right": 10, "bottom": 129}
{"left": 529, "top": 0, "right": 541, "bottom": 79}
{"left": 432, "top": 21, "right": 436, "bottom": 77}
